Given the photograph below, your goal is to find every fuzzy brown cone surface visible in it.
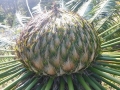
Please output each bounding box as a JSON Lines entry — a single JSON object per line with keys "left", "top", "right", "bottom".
{"left": 15, "top": 8, "right": 100, "bottom": 76}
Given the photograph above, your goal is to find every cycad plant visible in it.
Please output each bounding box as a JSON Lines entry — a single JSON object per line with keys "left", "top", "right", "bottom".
{"left": 0, "top": 0, "right": 120, "bottom": 90}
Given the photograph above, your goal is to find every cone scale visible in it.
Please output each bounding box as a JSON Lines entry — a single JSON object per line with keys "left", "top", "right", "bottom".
{"left": 15, "top": 7, "right": 100, "bottom": 76}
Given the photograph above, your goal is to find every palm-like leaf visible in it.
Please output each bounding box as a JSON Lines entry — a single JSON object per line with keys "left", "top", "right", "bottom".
{"left": 0, "top": 0, "right": 120, "bottom": 90}
{"left": 32, "top": 3, "right": 43, "bottom": 15}
{"left": 15, "top": 12, "right": 30, "bottom": 27}
{"left": 88, "top": 0, "right": 115, "bottom": 23}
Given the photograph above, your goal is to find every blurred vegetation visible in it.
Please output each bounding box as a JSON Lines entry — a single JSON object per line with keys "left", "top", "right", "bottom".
{"left": 0, "top": 0, "right": 39, "bottom": 26}
{"left": 0, "top": 0, "right": 70, "bottom": 26}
